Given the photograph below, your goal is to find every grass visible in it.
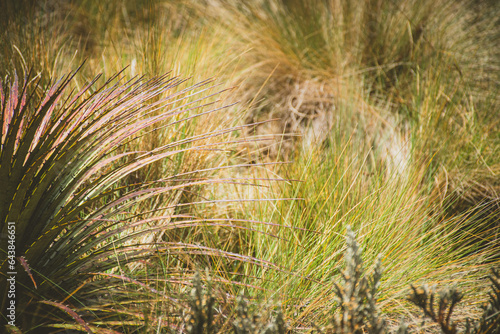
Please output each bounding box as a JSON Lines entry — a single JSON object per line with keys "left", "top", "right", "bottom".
{"left": 1, "top": 0, "right": 499, "bottom": 332}
{"left": 236, "top": 140, "right": 495, "bottom": 328}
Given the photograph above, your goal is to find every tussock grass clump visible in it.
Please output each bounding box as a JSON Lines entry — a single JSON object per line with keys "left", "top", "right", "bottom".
{"left": 192, "top": 0, "right": 500, "bottom": 195}
{"left": 180, "top": 229, "right": 499, "bottom": 334}
{"left": 232, "top": 127, "right": 499, "bottom": 329}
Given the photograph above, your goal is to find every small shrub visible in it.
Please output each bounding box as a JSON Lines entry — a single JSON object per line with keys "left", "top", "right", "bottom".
{"left": 185, "top": 271, "right": 216, "bottom": 334}
{"left": 317, "top": 227, "right": 386, "bottom": 334}
{"left": 232, "top": 294, "right": 285, "bottom": 334}
{"left": 464, "top": 269, "right": 500, "bottom": 334}
{"left": 408, "top": 269, "right": 500, "bottom": 334}
{"left": 408, "top": 285, "right": 463, "bottom": 334}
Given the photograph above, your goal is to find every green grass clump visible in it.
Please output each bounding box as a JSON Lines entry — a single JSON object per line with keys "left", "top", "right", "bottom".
{"left": 180, "top": 228, "right": 499, "bottom": 334}
{"left": 233, "top": 125, "right": 498, "bottom": 327}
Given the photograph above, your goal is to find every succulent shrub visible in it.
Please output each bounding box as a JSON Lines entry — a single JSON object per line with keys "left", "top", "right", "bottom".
{"left": 0, "top": 65, "right": 257, "bottom": 332}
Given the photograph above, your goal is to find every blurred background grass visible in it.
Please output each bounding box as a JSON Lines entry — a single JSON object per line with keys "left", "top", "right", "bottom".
{"left": 1, "top": 0, "right": 499, "bottom": 331}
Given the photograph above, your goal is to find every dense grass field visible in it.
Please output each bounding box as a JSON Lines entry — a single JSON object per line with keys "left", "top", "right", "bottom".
{"left": 1, "top": 0, "right": 499, "bottom": 333}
